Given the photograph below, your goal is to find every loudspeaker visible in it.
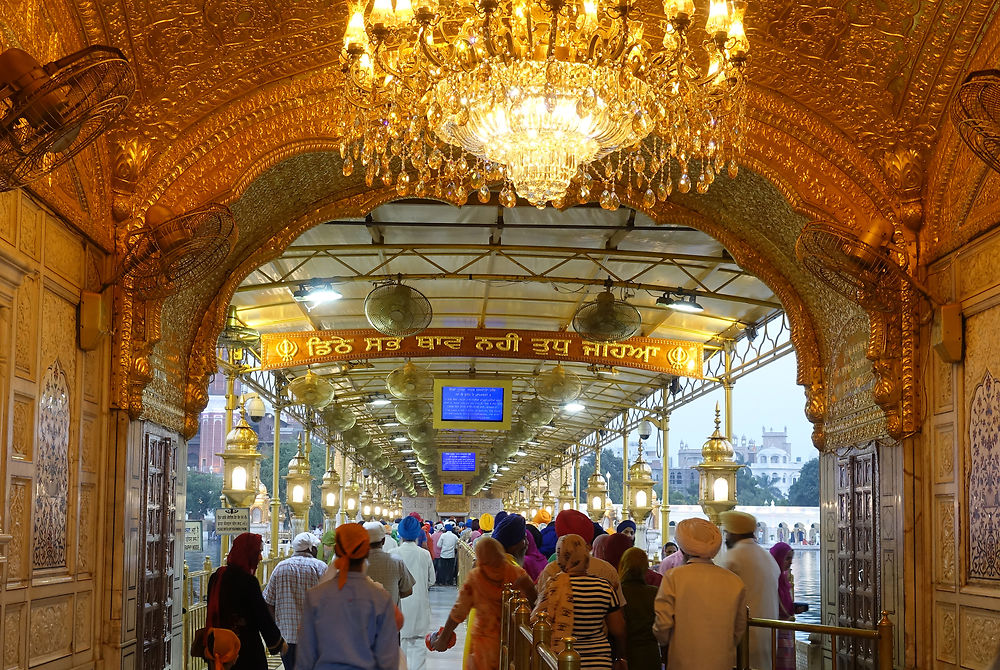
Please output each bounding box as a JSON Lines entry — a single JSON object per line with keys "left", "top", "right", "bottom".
{"left": 78, "top": 290, "right": 107, "bottom": 351}
{"left": 933, "top": 302, "right": 963, "bottom": 363}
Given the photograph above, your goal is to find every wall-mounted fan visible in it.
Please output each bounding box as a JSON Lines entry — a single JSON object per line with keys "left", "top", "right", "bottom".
{"left": 953, "top": 69, "right": 1000, "bottom": 174}
{"left": 365, "top": 279, "right": 432, "bottom": 337}
{"left": 795, "top": 220, "right": 917, "bottom": 313}
{"left": 0, "top": 46, "right": 134, "bottom": 191}
{"left": 386, "top": 361, "right": 433, "bottom": 399}
{"left": 535, "top": 364, "right": 582, "bottom": 404}
{"left": 572, "top": 281, "right": 641, "bottom": 342}
{"left": 119, "top": 203, "right": 238, "bottom": 299}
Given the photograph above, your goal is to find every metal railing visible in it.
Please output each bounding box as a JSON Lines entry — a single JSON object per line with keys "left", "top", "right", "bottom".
{"left": 737, "top": 611, "right": 894, "bottom": 670}
{"left": 457, "top": 539, "right": 475, "bottom": 588}
{"left": 182, "top": 550, "right": 290, "bottom": 670}
{"left": 500, "top": 586, "right": 581, "bottom": 670}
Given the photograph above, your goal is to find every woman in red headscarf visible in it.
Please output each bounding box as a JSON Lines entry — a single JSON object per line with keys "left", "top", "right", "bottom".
{"left": 769, "top": 542, "right": 797, "bottom": 670}
{"left": 206, "top": 533, "right": 286, "bottom": 670}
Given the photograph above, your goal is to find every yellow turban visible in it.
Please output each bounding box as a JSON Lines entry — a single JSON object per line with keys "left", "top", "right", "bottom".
{"left": 479, "top": 513, "right": 495, "bottom": 532}
{"left": 720, "top": 510, "right": 757, "bottom": 535}
{"left": 533, "top": 509, "right": 552, "bottom": 525}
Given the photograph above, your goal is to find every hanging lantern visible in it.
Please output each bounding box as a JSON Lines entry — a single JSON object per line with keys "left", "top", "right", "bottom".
{"left": 696, "top": 404, "right": 743, "bottom": 524}
{"left": 321, "top": 466, "right": 341, "bottom": 521}
{"left": 558, "top": 479, "right": 575, "bottom": 512}
{"left": 627, "top": 452, "right": 655, "bottom": 522}
{"left": 342, "top": 476, "right": 362, "bottom": 521}
{"left": 542, "top": 487, "right": 557, "bottom": 515}
{"left": 284, "top": 440, "right": 313, "bottom": 531}
{"left": 218, "top": 416, "right": 262, "bottom": 508}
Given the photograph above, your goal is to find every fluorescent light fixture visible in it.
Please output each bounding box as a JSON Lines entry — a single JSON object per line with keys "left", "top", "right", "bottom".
{"left": 564, "top": 401, "right": 585, "bottom": 413}
{"left": 399, "top": 448, "right": 414, "bottom": 454}
{"left": 370, "top": 396, "right": 391, "bottom": 407}
{"left": 383, "top": 420, "right": 400, "bottom": 427}
{"left": 393, "top": 435, "right": 408, "bottom": 443}
{"left": 404, "top": 458, "right": 416, "bottom": 463}
{"left": 668, "top": 295, "right": 704, "bottom": 313}
{"left": 292, "top": 283, "right": 342, "bottom": 308}
{"left": 515, "top": 450, "right": 528, "bottom": 457}
{"left": 501, "top": 465, "right": 510, "bottom": 470}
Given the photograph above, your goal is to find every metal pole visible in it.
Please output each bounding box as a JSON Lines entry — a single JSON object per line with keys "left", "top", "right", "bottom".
{"left": 573, "top": 446, "right": 580, "bottom": 510}
{"left": 724, "top": 346, "right": 734, "bottom": 440}
{"left": 220, "top": 369, "right": 237, "bottom": 559}
{"left": 338, "top": 445, "right": 347, "bottom": 525}
{"left": 621, "top": 420, "right": 629, "bottom": 519}
{"left": 660, "top": 410, "right": 670, "bottom": 538}
{"left": 270, "top": 402, "right": 282, "bottom": 558}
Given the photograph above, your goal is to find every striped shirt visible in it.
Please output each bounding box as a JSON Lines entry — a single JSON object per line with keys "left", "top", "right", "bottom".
{"left": 261, "top": 553, "right": 328, "bottom": 644}
{"left": 568, "top": 575, "right": 621, "bottom": 670}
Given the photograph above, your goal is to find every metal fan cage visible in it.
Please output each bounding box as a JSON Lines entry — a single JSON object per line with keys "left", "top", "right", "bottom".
{"left": 395, "top": 399, "right": 432, "bottom": 425}
{"left": 954, "top": 69, "right": 1000, "bottom": 175}
{"left": 795, "top": 221, "right": 905, "bottom": 313}
{"left": 386, "top": 361, "right": 433, "bottom": 399}
{"left": 519, "top": 397, "right": 554, "bottom": 426}
{"left": 534, "top": 365, "right": 582, "bottom": 404}
{"left": 572, "top": 291, "right": 642, "bottom": 342}
{"left": 122, "top": 204, "right": 237, "bottom": 299}
{"left": 0, "top": 46, "right": 134, "bottom": 191}
{"left": 365, "top": 282, "right": 432, "bottom": 337}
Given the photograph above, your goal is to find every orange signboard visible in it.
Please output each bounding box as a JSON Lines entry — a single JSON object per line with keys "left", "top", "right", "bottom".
{"left": 260, "top": 328, "right": 704, "bottom": 378}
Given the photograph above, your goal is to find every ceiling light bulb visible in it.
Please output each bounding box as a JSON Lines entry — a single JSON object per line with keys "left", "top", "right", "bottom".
{"left": 564, "top": 401, "right": 585, "bottom": 413}
{"left": 667, "top": 295, "right": 704, "bottom": 313}
{"left": 393, "top": 436, "right": 408, "bottom": 443}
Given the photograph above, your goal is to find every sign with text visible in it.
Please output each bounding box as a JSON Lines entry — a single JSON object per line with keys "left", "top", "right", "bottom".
{"left": 261, "top": 328, "right": 704, "bottom": 378}
{"left": 214, "top": 508, "right": 250, "bottom": 535}
{"left": 184, "top": 521, "right": 203, "bottom": 552}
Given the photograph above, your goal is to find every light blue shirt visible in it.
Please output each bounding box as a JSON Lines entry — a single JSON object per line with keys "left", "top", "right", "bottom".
{"left": 295, "top": 572, "right": 399, "bottom": 670}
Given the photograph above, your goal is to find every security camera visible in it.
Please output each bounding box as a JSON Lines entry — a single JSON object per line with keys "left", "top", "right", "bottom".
{"left": 638, "top": 420, "right": 654, "bottom": 441}
{"left": 244, "top": 394, "right": 266, "bottom": 422}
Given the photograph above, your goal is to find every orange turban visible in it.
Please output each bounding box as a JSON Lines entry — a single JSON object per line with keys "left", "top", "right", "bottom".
{"left": 334, "top": 523, "right": 371, "bottom": 589}
{"left": 204, "top": 628, "right": 240, "bottom": 670}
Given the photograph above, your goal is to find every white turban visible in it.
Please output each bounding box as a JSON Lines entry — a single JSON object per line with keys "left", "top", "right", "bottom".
{"left": 364, "top": 521, "right": 386, "bottom": 544}
{"left": 291, "top": 532, "right": 316, "bottom": 552}
{"left": 675, "top": 518, "right": 722, "bottom": 559}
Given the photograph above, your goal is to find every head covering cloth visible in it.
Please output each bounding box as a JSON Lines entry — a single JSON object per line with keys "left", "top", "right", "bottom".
{"left": 227, "top": 533, "right": 263, "bottom": 574}
{"left": 492, "top": 513, "right": 527, "bottom": 551}
{"left": 493, "top": 511, "right": 508, "bottom": 529}
{"left": 616, "top": 520, "right": 637, "bottom": 534}
{"left": 675, "top": 518, "right": 723, "bottom": 559}
{"left": 204, "top": 628, "right": 241, "bottom": 670}
{"left": 538, "top": 524, "right": 558, "bottom": 558}
{"left": 291, "top": 532, "right": 316, "bottom": 553}
{"left": 591, "top": 533, "right": 611, "bottom": 559}
{"left": 592, "top": 522, "right": 607, "bottom": 539}
{"left": 556, "top": 534, "right": 591, "bottom": 575}
{"left": 334, "top": 523, "right": 371, "bottom": 589}
{"left": 364, "top": 521, "right": 386, "bottom": 544}
{"left": 619, "top": 546, "right": 650, "bottom": 583}
{"left": 770, "top": 542, "right": 795, "bottom": 618}
{"left": 720, "top": 510, "right": 757, "bottom": 535}
{"left": 601, "top": 533, "right": 634, "bottom": 570}
{"left": 522, "top": 527, "right": 549, "bottom": 582}
{"left": 398, "top": 515, "right": 423, "bottom": 541}
{"left": 533, "top": 509, "right": 552, "bottom": 525}
{"left": 554, "top": 509, "right": 594, "bottom": 544}
{"left": 479, "top": 513, "right": 495, "bottom": 532}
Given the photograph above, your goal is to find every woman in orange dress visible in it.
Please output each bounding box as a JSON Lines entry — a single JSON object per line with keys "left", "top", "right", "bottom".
{"left": 432, "top": 538, "right": 536, "bottom": 670}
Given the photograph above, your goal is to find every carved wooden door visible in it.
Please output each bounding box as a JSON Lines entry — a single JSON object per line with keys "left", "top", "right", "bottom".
{"left": 137, "top": 431, "right": 176, "bottom": 670}
{"left": 836, "top": 444, "right": 879, "bottom": 670}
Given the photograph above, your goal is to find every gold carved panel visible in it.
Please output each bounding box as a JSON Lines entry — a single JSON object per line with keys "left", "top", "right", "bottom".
{"left": 11, "top": 393, "right": 33, "bottom": 461}
{"left": 934, "top": 423, "right": 955, "bottom": 485}
{"left": 935, "top": 603, "right": 957, "bottom": 664}
{"left": 933, "top": 349, "right": 955, "bottom": 415}
{"left": 16, "top": 195, "right": 41, "bottom": 261}
{"left": 77, "top": 483, "right": 95, "bottom": 574}
{"left": 960, "top": 607, "right": 1000, "bottom": 670}
{"left": 957, "top": 234, "right": 1000, "bottom": 301}
{"left": 74, "top": 590, "right": 92, "bottom": 652}
{"left": 28, "top": 595, "right": 72, "bottom": 665}
{"left": 42, "top": 218, "right": 82, "bottom": 288}
{"left": 934, "top": 495, "right": 957, "bottom": 587}
{"left": 13, "top": 274, "right": 37, "bottom": 380}
{"left": 6, "top": 477, "right": 29, "bottom": 583}
{"left": 80, "top": 413, "right": 98, "bottom": 473}
{"left": 0, "top": 189, "right": 16, "bottom": 245}
{"left": 40, "top": 289, "right": 77, "bottom": 385}
{"left": 3, "top": 603, "right": 23, "bottom": 670}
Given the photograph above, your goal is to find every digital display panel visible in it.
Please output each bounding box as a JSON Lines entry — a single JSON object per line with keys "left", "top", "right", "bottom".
{"left": 442, "top": 483, "right": 465, "bottom": 496}
{"left": 441, "top": 385, "right": 505, "bottom": 422}
{"left": 433, "top": 378, "right": 513, "bottom": 430}
{"left": 441, "top": 451, "right": 477, "bottom": 472}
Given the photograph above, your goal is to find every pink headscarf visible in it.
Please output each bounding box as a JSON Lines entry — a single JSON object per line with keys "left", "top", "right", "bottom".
{"left": 522, "top": 528, "right": 549, "bottom": 582}
{"left": 769, "top": 542, "right": 795, "bottom": 618}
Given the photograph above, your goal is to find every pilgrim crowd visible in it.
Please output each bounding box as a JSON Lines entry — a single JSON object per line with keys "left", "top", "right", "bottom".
{"left": 195, "top": 509, "right": 802, "bottom": 670}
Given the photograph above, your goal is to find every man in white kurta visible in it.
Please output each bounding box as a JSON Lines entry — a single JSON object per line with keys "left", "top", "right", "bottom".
{"left": 392, "top": 516, "right": 436, "bottom": 670}
{"left": 718, "top": 510, "right": 781, "bottom": 670}
{"left": 653, "top": 518, "right": 748, "bottom": 670}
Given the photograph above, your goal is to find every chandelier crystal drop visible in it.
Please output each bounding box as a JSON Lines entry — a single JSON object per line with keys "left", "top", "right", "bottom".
{"left": 339, "top": 0, "right": 749, "bottom": 208}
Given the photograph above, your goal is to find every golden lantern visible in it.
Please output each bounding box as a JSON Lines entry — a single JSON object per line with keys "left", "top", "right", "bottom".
{"left": 284, "top": 439, "right": 313, "bottom": 532}
{"left": 627, "top": 451, "right": 655, "bottom": 522}
{"left": 542, "top": 487, "right": 557, "bottom": 516}
{"left": 320, "top": 465, "right": 341, "bottom": 523}
{"left": 558, "top": 479, "right": 576, "bottom": 512}
{"left": 218, "top": 415, "right": 263, "bottom": 508}
{"left": 585, "top": 469, "right": 609, "bottom": 522}
{"left": 360, "top": 481, "right": 375, "bottom": 521}
{"left": 342, "top": 475, "right": 362, "bottom": 522}
{"left": 696, "top": 405, "right": 743, "bottom": 524}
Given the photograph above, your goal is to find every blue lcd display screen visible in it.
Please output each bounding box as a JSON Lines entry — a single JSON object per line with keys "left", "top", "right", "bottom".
{"left": 442, "top": 483, "right": 464, "bottom": 496}
{"left": 440, "top": 385, "right": 505, "bottom": 422}
{"left": 441, "top": 451, "right": 477, "bottom": 472}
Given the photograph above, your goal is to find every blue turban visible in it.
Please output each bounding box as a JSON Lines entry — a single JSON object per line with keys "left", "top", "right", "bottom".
{"left": 616, "top": 520, "right": 637, "bottom": 533}
{"left": 445, "top": 522, "right": 454, "bottom": 530}
{"left": 398, "top": 516, "right": 423, "bottom": 541}
{"left": 538, "top": 524, "right": 558, "bottom": 557}
{"left": 492, "top": 514, "right": 527, "bottom": 550}
{"left": 593, "top": 522, "right": 607, "bottom": 538}
{"left": 493, "top": 511, "right": 509, "bottom": 529}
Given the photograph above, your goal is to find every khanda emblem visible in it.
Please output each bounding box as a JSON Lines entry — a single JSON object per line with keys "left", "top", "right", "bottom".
{"left": 666, "top": 345, "right": 692, "bottom": 369}
{"left": 275, "top": 338, "right": 298, "bottom": 363}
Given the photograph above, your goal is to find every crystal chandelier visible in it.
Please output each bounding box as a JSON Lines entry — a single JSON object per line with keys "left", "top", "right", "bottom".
{"left": 339, "top": 0, "right": 749, "bottom": 209}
